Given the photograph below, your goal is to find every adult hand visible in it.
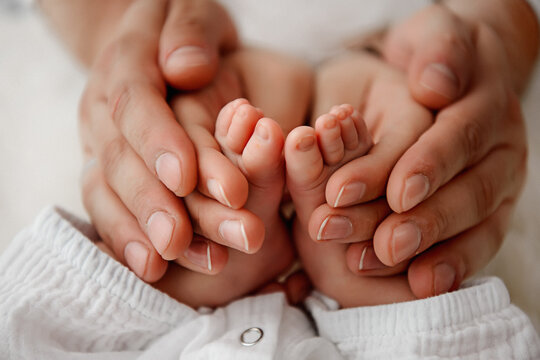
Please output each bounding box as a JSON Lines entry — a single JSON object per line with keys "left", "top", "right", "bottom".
{"left": 373, "top": 3, "right": 532, "bottom": 297}
{"left": 79, "top": 0, "right": 238, "bottom": 282}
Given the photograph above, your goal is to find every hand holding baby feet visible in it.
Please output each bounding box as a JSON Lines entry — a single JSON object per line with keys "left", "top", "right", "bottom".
{"left": 156, "top": 99, "right": 294, "bottom": 307}
{"left": 285, "top": 104, "right": 415, "bottom": 307}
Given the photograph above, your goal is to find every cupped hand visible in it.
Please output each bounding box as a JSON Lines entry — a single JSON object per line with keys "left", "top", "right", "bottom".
{"left": 79, "top": 0, "right": 237, "bottom": 282}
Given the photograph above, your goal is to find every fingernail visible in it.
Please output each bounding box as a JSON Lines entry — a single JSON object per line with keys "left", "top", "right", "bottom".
{"left": 166, "top": 46, "right": 210, "bottom": 68}
{"left": 155, "top": 152, "right": 182, "bottom": 192}
{"left": 297, "top": 135, "right": 315, "bottom": 151}
{"left": 402, "top": 174, "right": 429, "bottom": 211}
{"left": 433, "top": 262, "right": 456, "bottom": 295}
{"left": 334, "top": 181, "right": 366, "bottom": 207}
{"left": 255, "top": 122, "right": 269, "bottom": 140}
{"left": 219, "top": 220, "right": 249, "bottom": 252}
{"left": 147, "top": 211, "right": 175, "bottom": 256}
{"left": 358, "top": 246, "right": 387, "bottom": 271}
{"left": 420, "top": 63, "right": 459, "bottom": 99}
{"left": 124, "top": 241, "right": 149, "bottom": 278}
{"left": 391, "top": 222, "right": 421, "bottom": 263}
{"left": 317, "top": 216, "right": 353, "bottom": 240}
{"left": 207, "top": 179, "right": 232, "bottom": 208}
{"left": 184, "top": 240, "right": 212, "bottom": 271}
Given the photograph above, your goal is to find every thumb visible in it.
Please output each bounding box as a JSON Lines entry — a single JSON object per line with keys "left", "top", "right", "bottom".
{"left": 159, "top": 0, "right": 238, "bottom": 90}
{"left": 383, "top": 4, "right": 475, "bottom": 109}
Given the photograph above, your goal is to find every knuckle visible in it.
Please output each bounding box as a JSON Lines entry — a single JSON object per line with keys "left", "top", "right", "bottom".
{"left": 426, "top": 205, "right": 450, "bottom": 243}
{"left": 461, "top": 120, "right": 485, "bottom": 164}
{"left": 109, "top": 80, "right": 147, "bottom": 130}
{"left": 101, "top": 137, "right": 130, "bottom": 178}
{"left": 474, "top": 174, "right": 497, "bottom": 219}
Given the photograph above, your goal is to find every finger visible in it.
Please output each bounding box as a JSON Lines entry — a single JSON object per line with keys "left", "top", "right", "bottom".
{"left": 408, "top": 201, "right": 514, "bottom": 298}
{"left": 160, "top": 0, "right": 238, "bottom": 89}
{"left": 184, "top": 191, "right": 265, "bottom": 254}
{"left": 89, "top": 101, "right": 193, "bottom": 261}
{"left": 345, "top": 241, "right": 409, "bottom": 275}
{"left": 307, "top": 198, "right": 391, "bottom": 243}
{"left": 383, "top": 4, "right": 475, "bottom": 108}
{"left": 81, "top": 158, "right": 168, "bottom": 282}
{"left": 170, "top": 88, "right": 250, "bottom": 210}
{"left": 95, "top": 0, "right": 198, "bottom": 197}
{"left": 374, "top": 145, "right": 526, "bottom": 267}
{"left": 386, "top": 26, "right": 524, "bottom": 213}
{"left": 174, "top": 234, "right": 229, "bottom": 275}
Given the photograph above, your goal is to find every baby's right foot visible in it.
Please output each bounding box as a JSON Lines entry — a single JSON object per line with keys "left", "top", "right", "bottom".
{"left": 285, "top": 105, "right": 415, "bottom": 307}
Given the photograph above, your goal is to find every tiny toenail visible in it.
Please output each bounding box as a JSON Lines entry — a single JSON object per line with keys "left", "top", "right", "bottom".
{"left": 420, "top": 63, "right": 459, "bottom": 100}
{"left": 166, "top": 46, "right": 210, "bottom": 68}
{"left": 334, "top": 181, "right": 366, "bottom": 207}
{"left": 402, "top": 174, "right": 429, "bottom": 211}
{"left": 124, "top": 241, "right": 149, "bottom": 278}
{"left": 433, "top": 262, "right": 456, "bottom": 295}
{"left": 297, "top": 135, "right": 315, "bottom": 151}
{"left": 155, "top": 152, "right": 182, "bottom": 193}
{"left": 391, "top": 222, "right": 421, "bottom": 264}
{"left": 317, "top": 216, "right": 353, "bottom": 240}
{"left": 255, "top": 122, "right": 269, "bottom": 140}
{"left": 358, "top": 246, "right": 386, "bottom": 271}
{"left": 219, "top": 220, "right": 249, "bottom": 252}
{"left": 323, "top": 116, "right": 337, "bottom": 129}
{"left": 207, "top": 179, "right": 232, "bottom": 208}
{"left": 146, "top": 211, "right": 175, "bottom": 257}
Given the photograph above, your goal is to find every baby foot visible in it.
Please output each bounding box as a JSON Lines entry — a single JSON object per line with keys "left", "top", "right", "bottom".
{"left": 285, "top": 105, "right": 414, "bottom": 307}
{"left": 157, "top": 99, "right": 294, "bottom": 307}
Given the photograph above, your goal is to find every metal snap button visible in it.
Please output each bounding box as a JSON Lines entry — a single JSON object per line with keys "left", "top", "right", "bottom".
{"left": 240, "top": 327, "right": 264, "bottom": 346}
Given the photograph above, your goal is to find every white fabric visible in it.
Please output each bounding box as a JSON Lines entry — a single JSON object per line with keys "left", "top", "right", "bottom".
{"left": 0, "top": 207, "right": 538, "bottom": 359}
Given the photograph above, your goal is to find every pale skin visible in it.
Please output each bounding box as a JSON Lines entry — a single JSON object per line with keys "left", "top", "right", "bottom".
{"left": 41, "top": 0, "right": 538, "bottom": 299}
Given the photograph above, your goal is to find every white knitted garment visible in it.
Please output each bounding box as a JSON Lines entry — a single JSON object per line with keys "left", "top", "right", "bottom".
{"left": 0, "top": 207, "right": 538, "bottom": 359}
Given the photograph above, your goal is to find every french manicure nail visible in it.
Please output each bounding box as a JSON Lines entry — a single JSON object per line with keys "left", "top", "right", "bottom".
{"left": 207, "top": 179, "right": 232, "bottom": 207}
{"left": 124, "top": 241, "right": 149, "bottom": 278}
{"left": 184, "top": 241, "right": 212, "bottom": 271}
{"left": 402, "top": 174, "right": 429, "bottom": 211}
{"left": 334, "top": 181, "right": 366, "bottom": 207}
{"left": 317, "top": 216, "right": 353, "bottom": 240}
{"left": 155, "top": 152, "right": 182, "bottom": 192}
{"left": 358, "top": 246, "right": 387, "bottom": 271}
{"left": 420, "top": 63, "right": 459, "bottom": 99}
{"left": 391, "top": 222, "right": 421, "bottom": 263}
{"left": 219, "top": 220, "right": 249, "bottom": 252}
{"left": 147, "top": 211, "right": 175, "bottom": 256}
{"left": 433, "top": 262, "right": 456, "bottom": 295}
{"left": 167, "top": 46, "right": 210, "bottom": 68}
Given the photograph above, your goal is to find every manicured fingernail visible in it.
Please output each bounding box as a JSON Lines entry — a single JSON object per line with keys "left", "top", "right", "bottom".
{"left": 219, "top": 220, "right": 249, "bottom": 252}
{"left": 184, "top": 240, "right": 212, "bottom": 271}
{"left": 166, "top": 46, "right": 210, "bottom": 68}
{"left": 155, "top": 152, "right": 181, "bottom": 192}
{"left": 297, "top": 135, "right": 315, "bottom": 151}
{"left": 334, "top": 181, "right": 366, "bottom": 207}
{"left": 433, "top": 262, "right": 456, "bottom": 295}
{"left": 358, "top": 246, "right": 387, "bottom": 271}
{"left": 255, "top": 122, "right": 269, "bottom": 140}
{"left": 124, "top": 241, "right": 149, "bottom": 278}
{"left": 420, "top": 63, "right": 459, "bottom": 99}
{"left": 402, "top": 174, "right": 429, "bottom": 211}
{"left": 317, "top": 216, "right": 353, "bottom": 240}
{"left": 207, "top": 179, "right": 232, "bottom": 208}
{"left": 391, "top": 222, "right": 421, "bottom": 263}
{"left": 147, "top": 211, "right": 175, "bottom": 256}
